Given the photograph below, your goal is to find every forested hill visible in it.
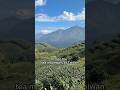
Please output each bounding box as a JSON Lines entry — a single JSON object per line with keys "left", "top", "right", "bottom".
{"left": 57, "top": 42, "right": 85, "bottom": 62}
{"left": 35, "top": 42, "right": 85, "bottom": 62}
{"left": 35, "top": 43, "right": 57, "bottom": 52}
{"left": 86, "top": 35, "right": 120, "bottom": 90}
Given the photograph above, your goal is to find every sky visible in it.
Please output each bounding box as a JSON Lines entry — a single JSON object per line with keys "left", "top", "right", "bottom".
{"left": 35, "top": 0, "right": 85, "bottom": 35}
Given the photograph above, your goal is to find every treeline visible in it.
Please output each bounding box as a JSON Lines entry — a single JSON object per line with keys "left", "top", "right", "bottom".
{"left": 57, "top": 42, "right": 85, "bottom": 62}
{"left": 0, "top": 40, "right": 33, "bottom": 64}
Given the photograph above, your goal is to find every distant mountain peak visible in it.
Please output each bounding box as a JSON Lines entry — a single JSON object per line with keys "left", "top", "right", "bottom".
{"left": 36, "top": 26, "right": 85, "bottom": 48}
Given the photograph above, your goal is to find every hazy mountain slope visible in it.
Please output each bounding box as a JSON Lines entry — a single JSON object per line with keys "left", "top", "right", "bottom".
{"left": 37, "top": 26, "right": 85, "bottom": 48}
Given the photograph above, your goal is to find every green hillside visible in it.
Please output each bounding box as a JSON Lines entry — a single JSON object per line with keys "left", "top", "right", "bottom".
{"left": 35, "top": 43, "right": 57, "bottom": 52}
{"left": 35, "top": 42, "right": 85, "bottom": 90}
{"left": 86, "top": 35, "right": 120, "bottom": 90}
{"left": 0, "top": 40, "right": 34, "bottom": 89}
{"left": 57, "top": 42, "right": 85, "bottom": 62}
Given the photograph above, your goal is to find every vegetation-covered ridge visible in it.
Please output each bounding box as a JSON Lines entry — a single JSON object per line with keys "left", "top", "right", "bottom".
{"left": 35, "top": 42, "right": 85, "bottom": 90}
{"left": 0, "top": 40, "right": 34, "bottom": 89}
{"left": 86, "top": 35, "right": 120, "bottom": 90}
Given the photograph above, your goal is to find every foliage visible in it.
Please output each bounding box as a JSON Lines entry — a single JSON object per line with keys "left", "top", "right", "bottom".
{"left": 0, "top": 40, "right": 34, "bottom": 89}
{"left": 86, "top": 35, "right": 120, "bottom": 90}
{"left": 35, "top": 42, "right": 85, "bottom": 90}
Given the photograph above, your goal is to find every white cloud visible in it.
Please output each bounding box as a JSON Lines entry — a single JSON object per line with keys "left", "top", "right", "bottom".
{"left": 40, "top": 29, "right": 52, "bottom": 34}
{"left": 35, "top": 8, "right": 85, "bottom": 22}
{"left": 35, "top": 0, "right": 46, "bottom": 7}
{"left": 35, "top": 13, "right": 56, "bottom": 22}
{"left": 36, "top": 27, "right": 65, "bottom": 34}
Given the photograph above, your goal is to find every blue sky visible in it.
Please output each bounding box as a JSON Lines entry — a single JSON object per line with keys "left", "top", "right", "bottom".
{"left": 35, "top": 0, "right": 85, "bottom": 35}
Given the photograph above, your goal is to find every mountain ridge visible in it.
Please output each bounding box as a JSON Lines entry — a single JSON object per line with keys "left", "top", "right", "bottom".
{"left": 36, "top": 26, "right": 85, "bottom": 48}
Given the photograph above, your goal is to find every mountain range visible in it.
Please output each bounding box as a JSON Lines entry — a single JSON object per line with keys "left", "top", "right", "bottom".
{"left": 0, "top": 16, "right": 34, "bottom": 41}
{"left": 36, "top": 26, "right": 85, "bottom": 48}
